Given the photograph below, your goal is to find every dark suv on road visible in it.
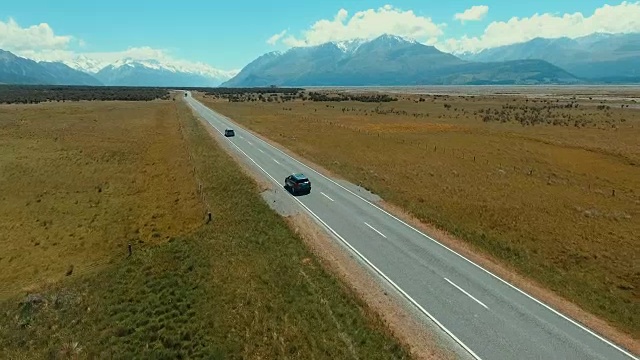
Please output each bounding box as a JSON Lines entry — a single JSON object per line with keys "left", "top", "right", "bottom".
{"left": 285, "top": 173, "right": 311, "bottom": 195}
{"left": 224, "top": 129, "right": 235, "bottom": 137}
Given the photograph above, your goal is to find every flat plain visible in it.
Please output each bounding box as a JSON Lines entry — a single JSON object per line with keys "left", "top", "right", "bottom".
{"left": 196, "top": 88, "right": 640, "bottom": 337}
{"left": 0, "top": 92, "right": 414, "bottom": 359}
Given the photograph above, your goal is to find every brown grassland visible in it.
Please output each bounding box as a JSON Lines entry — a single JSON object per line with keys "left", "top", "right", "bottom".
{"left": 0, "top": 100, "right": 204, "bottom": 298}
{"left": 196, "top": 91, "right": 640, "bottom": 337}
{"left": 0, "top": 96, "right": 415, "bottom": 358}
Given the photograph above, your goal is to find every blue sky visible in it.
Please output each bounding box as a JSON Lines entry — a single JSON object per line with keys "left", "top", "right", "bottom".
{"left": 1, "top": 1, "right": 638, "bottom": 73}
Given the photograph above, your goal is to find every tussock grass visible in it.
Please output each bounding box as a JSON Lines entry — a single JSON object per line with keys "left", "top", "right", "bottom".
{"left": 0, "top": 98, "right": 411, "bottom": 359}
{"left": 198, "top": 92, "right": 640, "bottom": 336}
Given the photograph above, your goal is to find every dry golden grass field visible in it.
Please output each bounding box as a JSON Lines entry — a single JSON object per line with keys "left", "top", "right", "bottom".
{"left": 0, "top": 97, "right": 415, "bottom": 359}
{"left": 0, "top": 100, "right": 204, "bottom": 299}
{"left": 197, "top": 91, "right": 640, "bottom": 336}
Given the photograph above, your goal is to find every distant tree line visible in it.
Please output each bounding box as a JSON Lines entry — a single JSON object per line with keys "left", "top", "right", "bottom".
{"left": 307, "top": 92, "right": 398, "bottom": 102}
{"left": 183, "top": 87, "right": 304, "bottom": 96}
{"left": 211, "top": 91, "right": 399, "bottom": 103}
{"left": 0, "top": 85, "right": 170, "bottom": 104}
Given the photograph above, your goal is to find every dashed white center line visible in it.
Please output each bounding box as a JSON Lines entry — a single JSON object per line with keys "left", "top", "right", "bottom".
{"left": 247, "top": 140, "right": 253, "bottom": 145}
{"left": 444, "top": 278, "right": 489, "bottom": 310}
{"left": 238, "top": 135, "right": 244, "bottom": 139}
{"left": 321, "top": 192, "right": 334, "bottom": 202}
{"left": 258, "top": 148, "right": 264, "bottom": 153}
{"left": 273, "top": 158, "right": 281, "bottom": 165}
{"left": 364, "top": 222, "right": 387, "bottom": 238}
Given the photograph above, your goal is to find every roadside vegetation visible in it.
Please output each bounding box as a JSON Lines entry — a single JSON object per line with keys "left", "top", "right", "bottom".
{"left": 0, "top": 95, "right": 412, "bottom": 359}
{"left": 0, "top": 85, "right": 170, "bottom": 104}
{"left": 196, "top": 90, "right": 640, "bottom": 336}
{"left": 199, "top": 87, "right": 398, "bottom": 103}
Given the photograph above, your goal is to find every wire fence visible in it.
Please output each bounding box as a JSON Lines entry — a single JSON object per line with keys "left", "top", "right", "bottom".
{"left": 175, "top": 106, "right": 212, "bottom": 223}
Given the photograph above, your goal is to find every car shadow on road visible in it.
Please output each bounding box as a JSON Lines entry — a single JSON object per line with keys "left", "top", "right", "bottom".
{"left": 283, "top": 185, "right": 310, "bottom": 197}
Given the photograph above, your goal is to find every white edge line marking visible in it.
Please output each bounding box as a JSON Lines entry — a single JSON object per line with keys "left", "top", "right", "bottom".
{"left": 184, "top": 96, "right": 483, "bottom": 360}
{"left": 273, "top": 158, "right": 281, "bottom": 165}
{"left": 364, "top": 222, "right": 387, "bottom": 239}
{"left": 191, "top": 100, "right": 638, "bottom": 359}
{"left": 320, "top": 192, "right": 334, "bottom": 202}
{"left": 445, "top": 278, "right": 489, "bottom": 310}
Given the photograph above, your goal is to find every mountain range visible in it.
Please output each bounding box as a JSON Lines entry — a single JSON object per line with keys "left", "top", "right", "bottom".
{"left": 1, "top": 32, "right": 639, "bottom": 87}
{"left": 222, "top": 35, "right": 577, "bottom": 86}
{"left": 0, "top": 50, "right": 237, "bottom": 87}
{"left": 92, "top": 59, "right": 236, "bottom": 87}
{"left": 0, "top": 50, "right": 101, "bottom": 86}
{"left": 461, "top": 33, "right": 640, "bottom": 83}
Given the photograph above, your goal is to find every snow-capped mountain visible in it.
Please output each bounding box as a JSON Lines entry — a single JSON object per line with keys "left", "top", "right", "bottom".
{"left": 333, "top": 39, "right": 367, "bottom": 53}
{"left": 222, "top": 33, "right": 579, "bottom": 87}
{"left": 103, "top": 58, "right": 237, "bottom": 79}
{"left": 63, "top": 55, "right": 108, "bottom": 74}
{"left": 284, "top": 35, "right": 418, "bottom": 55}
{"left": 1, "top": 47, "right": 238, "bottom": 87}
{"left": 61, "top": 56, "right": 238, "bottom": 87}
{"left": 0, "top": 49, "right": 103, "bottom": 85}
{"left": 0, "top": 48, "right": 237, "bottom": 87}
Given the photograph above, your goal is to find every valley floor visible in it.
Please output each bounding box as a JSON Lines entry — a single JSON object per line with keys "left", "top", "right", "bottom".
{"left": 0, "top": 96, "right": 425, "bottom": 359}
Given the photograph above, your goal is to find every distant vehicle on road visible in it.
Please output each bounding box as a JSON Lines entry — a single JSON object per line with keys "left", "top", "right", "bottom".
{"left": 285, "top": 173, "right": 311, "bottom": 195}
{"left": 224, "top": 129, "right": 235, "bottom": 137}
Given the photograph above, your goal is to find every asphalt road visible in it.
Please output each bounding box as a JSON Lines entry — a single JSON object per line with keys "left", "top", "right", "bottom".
{"left": 184, "top": 93, "right": 638, "bottom": 360}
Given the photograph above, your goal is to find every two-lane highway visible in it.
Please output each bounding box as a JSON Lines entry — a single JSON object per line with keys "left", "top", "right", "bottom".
{"left": 184, "top": 93, "right": 638, "bottom": 360}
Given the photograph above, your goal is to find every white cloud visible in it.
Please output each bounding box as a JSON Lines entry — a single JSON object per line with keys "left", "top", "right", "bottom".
{"left": 275, "top": 4, "right": 445, "bottom": 47}
{"left": 454, "top": 5, "right": 489, "bottom": 22}
{"left": 440, "top": 1, "right": 640, "bottom": 53}
{"left": 0, "top": 18, "right": 73, "bottom": 51}
{"left": 267, "top": 30, "right": 287, "bottom": 45}
{"left": 2, "top": 18, "right": 236, "bottom": 77}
